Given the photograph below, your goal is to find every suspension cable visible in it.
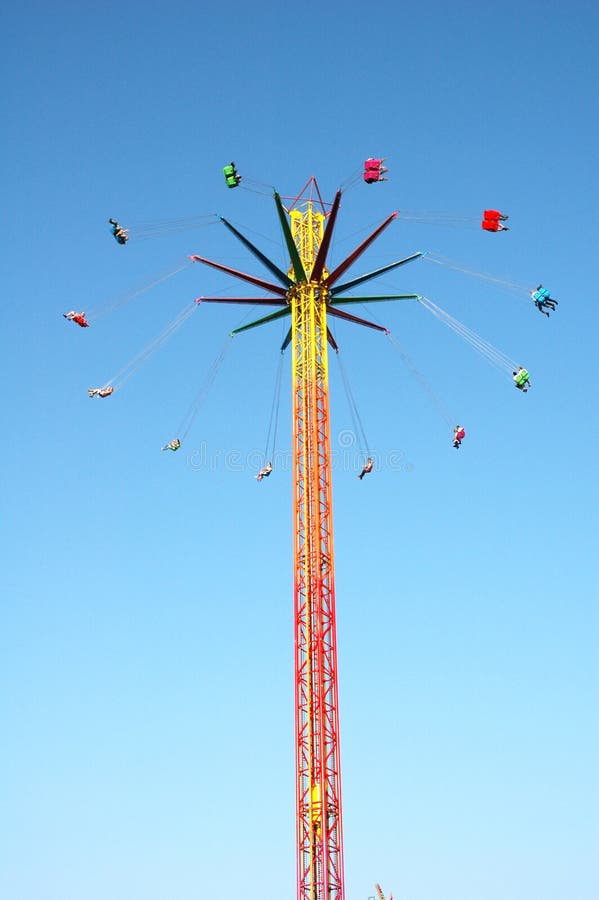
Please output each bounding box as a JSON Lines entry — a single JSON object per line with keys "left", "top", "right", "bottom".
{"left": 126, "top": 214, "right": 219, "bottom": 240}
{"left": 263, "top": 351, "right": 285, "bottom": 462}
{"left": 175, "top": 335, "right": 234, "bottom": 442}
{"left": 338, "top": 164, "right": 364, "bottom": 194}
{"left": 236, "top": 173, "right": 277, "bottom": 198}
{"left": 102, "top": 302, "right": 198, "bottom": 391}
{"left": 399, "top": 210, "right": 478, "bottom": 223}
{"left": 423, "top": 252, "right": 531, "bottom": 298}
{"left": 418, "top": 296, "right": 519, "bottom": 377}
{"left": 88, "top": 258, "right": 194, "bottom": 322}
{"left": 335, "top": 350, "right": 371, "bottom": 456}
{"left": 353, "top": 300, "right": 460, "bottom": 429}
{"left": 385, "top": 332, "right": 455, "bottom": 428}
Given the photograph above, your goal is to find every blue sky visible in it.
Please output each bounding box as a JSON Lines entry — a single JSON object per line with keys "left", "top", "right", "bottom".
{"left": 1, "top": 2, "right": 598, "bottom": 899}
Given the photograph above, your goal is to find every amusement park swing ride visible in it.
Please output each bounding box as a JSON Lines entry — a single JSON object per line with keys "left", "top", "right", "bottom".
{"left": 67, "top": 158, "right": 555, "bottom": 900}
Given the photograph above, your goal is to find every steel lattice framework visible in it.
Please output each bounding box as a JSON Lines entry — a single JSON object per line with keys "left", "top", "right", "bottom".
{"left": 191, "top": 178, "right": 421, "bottom": 900}
{"left": 290, "top": 205, "right": 343, "bottom": 899}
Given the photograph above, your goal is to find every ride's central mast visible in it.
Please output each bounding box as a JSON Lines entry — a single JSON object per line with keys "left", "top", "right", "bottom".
{"left": 191, "top": 178, "right": 421, "bottom": 900}
{"left": 290, "top": 201, "right": 344, "bottom": 900}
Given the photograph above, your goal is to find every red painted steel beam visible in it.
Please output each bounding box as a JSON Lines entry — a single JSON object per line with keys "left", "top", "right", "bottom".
{"left": 325, "top": 212, "right": 398, "bottom": 288}
{"left": 189, "top": 255, "right": 288, "bottom": 296}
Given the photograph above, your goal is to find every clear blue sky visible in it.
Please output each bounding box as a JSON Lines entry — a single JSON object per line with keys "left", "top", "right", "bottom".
{"left": 1, "top": 2, "right": 598, "bottom": 898}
